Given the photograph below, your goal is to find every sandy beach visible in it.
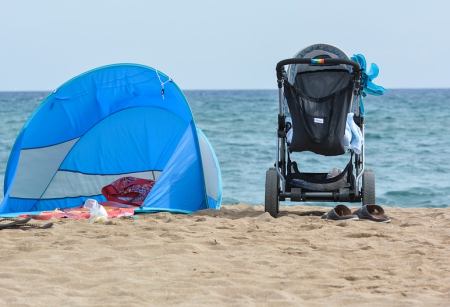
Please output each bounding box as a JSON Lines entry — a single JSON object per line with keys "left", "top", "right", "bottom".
{"left": 1, "top": 204, "right": 449, "bottom": 306}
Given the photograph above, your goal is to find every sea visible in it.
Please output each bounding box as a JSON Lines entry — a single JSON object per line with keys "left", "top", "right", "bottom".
{"left": 0, "top": 90, "right": 449, "bottom": 208}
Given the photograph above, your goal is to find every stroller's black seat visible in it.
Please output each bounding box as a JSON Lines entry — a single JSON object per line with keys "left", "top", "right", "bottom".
{"left": 285, "top": 44, "right": 355, "bottom": 156}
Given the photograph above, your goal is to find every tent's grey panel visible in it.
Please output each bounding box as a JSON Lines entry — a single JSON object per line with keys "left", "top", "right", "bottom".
{"left": 41, "top": 170, "right": 160, "bottom": 199}
{"left": 9, "top": 139, "right": 78, "bottom": 198}
{"left": 198, "top": 132, "right": 219, "bottom": 200}
{"left": 152, "top": 171, "right": 161, "bottom": 180}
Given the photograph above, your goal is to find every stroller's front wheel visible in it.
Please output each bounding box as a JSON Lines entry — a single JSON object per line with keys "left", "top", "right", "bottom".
{"left": 265, "top": 167, "right": 279, "bottom": 217}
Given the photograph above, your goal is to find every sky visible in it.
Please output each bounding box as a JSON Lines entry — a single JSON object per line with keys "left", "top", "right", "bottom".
{"left": 1, "top": 0, "right": 449, "bottom": 90}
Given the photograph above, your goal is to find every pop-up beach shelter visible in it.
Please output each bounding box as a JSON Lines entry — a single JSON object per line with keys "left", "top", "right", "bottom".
{"left": 0, "top": 64, "right": 221, "bottom": 215}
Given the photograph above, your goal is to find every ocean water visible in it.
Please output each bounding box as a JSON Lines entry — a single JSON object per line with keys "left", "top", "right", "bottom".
{"left": 0, "top": 90, "right": 449, "bottom": 208}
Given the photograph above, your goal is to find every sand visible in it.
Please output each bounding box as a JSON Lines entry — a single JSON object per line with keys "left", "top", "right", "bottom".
{"left": 1, "top": 204, "right": 449, "bottom": 307}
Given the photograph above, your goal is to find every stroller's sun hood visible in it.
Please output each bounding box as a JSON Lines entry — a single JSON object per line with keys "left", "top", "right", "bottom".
{"left": 287, "top": 43, "right": 353, "bottom": 85}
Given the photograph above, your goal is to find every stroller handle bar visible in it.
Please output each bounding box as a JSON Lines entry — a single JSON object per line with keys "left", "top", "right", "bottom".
{"left": 276, "top": 58, "right": 361, "bottom": 81}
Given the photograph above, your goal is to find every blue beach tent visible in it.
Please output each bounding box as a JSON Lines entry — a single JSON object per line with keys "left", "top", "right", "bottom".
{"left": 0, "top": 64, "right": 222, "bottom": 215}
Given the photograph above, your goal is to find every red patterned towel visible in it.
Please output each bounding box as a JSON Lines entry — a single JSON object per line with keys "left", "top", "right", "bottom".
{"left": 101, "top": 176, "right": 155, "bottom": 206}
{"left": 21, "top": 202, "right": 136, "bottom": 220}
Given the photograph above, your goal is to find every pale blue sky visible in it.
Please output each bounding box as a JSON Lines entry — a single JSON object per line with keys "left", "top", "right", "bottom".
{"left": 1, "top": 0, "right": 449, "bottom": 90}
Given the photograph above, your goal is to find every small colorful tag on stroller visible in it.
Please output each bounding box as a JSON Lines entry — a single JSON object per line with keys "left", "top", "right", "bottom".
{"left": 314, "top": 118, "right": 324, "bottom": 124}
{"left": 311, "top": 58, "right": 325, "bottom": 64}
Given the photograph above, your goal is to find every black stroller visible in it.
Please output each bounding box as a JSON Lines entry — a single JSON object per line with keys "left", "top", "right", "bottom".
{"left": 265, "top": 44, "right": 375, "bottom": 217}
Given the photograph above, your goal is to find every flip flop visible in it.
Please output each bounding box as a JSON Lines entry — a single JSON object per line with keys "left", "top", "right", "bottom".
{"left": 321, "top": 205, "right": 359, "bottom": 221}
{"left": 353, "top": 205, "right": 391, "bottom": 223}
{"left": 0, "top": 217, "right": 32, "bottom": 230}
{"left": 8, "top": 221, "right": 54, "bottom": 230}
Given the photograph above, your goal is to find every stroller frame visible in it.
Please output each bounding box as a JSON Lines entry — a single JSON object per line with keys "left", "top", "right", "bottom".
{"left": 265, "top": 57, "right": 375, "bottom": 217}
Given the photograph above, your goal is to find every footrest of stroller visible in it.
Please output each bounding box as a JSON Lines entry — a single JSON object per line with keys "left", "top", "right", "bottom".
{"left": 289, "top": 171, "right": 349, "bottom": 192}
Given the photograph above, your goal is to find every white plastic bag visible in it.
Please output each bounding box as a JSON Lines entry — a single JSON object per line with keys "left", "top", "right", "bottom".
{"left": 83, "top": 199, "right": 108, "bottom": 223}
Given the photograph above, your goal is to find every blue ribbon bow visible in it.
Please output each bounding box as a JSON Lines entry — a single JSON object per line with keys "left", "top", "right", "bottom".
{"left": 351, "top": 53, "right": 386, "bottom": 96}
{"left": 350, "top": 54, "right": 385, "bottom": 116}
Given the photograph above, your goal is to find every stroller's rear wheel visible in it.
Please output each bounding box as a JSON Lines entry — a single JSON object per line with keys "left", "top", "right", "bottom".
{"left": 265, "top": 167, "right": 279, "bottom": 217}
{"left": 362, "top": 169, "right": 376, "bottom": 205}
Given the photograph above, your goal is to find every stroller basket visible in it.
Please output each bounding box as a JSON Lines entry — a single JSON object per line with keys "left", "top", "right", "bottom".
{"left": 290, "top": 173, "right": 350, "bottom": 192}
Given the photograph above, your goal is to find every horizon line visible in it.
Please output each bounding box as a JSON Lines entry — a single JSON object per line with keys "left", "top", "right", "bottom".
{"left": 1, "top": 87, "right": 450, "bottom": 92}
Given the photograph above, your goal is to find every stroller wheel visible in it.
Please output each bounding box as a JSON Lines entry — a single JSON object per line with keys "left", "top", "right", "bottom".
{"left": 362, "top": 169, "right": 376, "bottom": 205}
{"left": 265, "top": 167, "right": 279, "bottom": 217}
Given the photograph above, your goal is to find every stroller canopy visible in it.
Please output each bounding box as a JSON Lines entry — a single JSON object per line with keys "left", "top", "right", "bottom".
{"left": 287, "top": 44, "right": 352, "bottom": 83}
{"left": 0, "top": 64, "right": 221, "bottom": 214}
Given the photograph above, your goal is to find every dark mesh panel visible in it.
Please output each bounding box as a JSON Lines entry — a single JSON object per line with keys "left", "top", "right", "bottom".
{"left": 295, "top": 70, "right": 351, "bottom": 99}
{"left": 285, "top": 70, "right": 353, "bottom": 156}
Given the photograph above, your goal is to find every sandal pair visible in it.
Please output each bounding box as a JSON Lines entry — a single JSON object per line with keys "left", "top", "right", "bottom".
{"left": 322, "top": 204, "right": 390, "bottom": 223}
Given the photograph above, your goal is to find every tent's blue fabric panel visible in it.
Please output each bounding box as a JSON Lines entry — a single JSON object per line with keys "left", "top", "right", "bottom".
{"left": 207, "top": 196, "right": 219, "bottom": 210}
{"left": 3, "top": 64, "right": 193, "bottom": 192}
{"left": 141, "top": 123, "right": 207, "bottom": 213}
{"left": 60, "top": 107, "right": 187, "bottom": 174}
{"left": 0, "top": 194, "right": 105, "bottom": 214}
{"left": 19, "top": 65, "right": 192, "bottom": 150}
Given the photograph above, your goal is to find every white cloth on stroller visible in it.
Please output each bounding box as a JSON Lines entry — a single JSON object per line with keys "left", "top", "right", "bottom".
{"left": 286, "top": 112, "right": 363, "bottom": 154}
{"left": 343, "top": 113, "right": 363, "bottom": 154}
{"left": 286, "top": 116, "right": 293, "bottom": 144}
